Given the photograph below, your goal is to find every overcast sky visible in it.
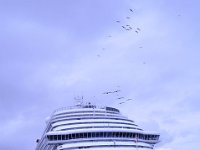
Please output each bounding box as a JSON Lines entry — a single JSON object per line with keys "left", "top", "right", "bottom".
{"left": 0, "top": 0, "right": 200, "bottom": 150}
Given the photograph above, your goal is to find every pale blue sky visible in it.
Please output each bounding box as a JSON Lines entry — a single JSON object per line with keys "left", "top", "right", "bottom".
{"left": 0, "top": 0, "right": 200, "bottom": 149}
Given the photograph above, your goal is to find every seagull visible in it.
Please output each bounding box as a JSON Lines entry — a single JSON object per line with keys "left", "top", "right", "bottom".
{"left": 126, "top": 99, "right": 133, "bottom": 101}
{"left": 117, "top": 97, "right": 124, "bottom": 99}
{"left": 122, "top": 26, "right": 126, "bottom": 29}
{"left": 113, "top": 90, "right": 121, "bottom": 93}
{"left": 137, "top": 28, "right": 141, "bottom": 31}
{"left": 130, "top": 9, "right": 134, "bottom": 12}
{"left": 103, "top": 91, "right": 112, "bottom": 94}
{"left": 116, "top": 20, "right": 120, "bottom": 23}
{"left": 119, "top": 102, "right": 125, "bottom": 104}
{"left": 135, "top": 30, "right": 139, "bottom": 34}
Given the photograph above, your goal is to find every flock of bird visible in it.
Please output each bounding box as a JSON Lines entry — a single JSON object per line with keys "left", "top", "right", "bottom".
{"left": 96, "top": 8, "right": 142, "bottom": 58}
{"left": 116, "top": 9, "right": 141, "bottom": 34}
{"left": 102, "top": 89, "right": 133, "bottom": 105}
{"left": 97, "top": 8, "right": 142, "bottom": 104}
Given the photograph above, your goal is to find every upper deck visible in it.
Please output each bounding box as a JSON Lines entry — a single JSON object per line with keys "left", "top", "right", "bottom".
{"left": 53, "top": 103, "right": 120, "bottom": 115}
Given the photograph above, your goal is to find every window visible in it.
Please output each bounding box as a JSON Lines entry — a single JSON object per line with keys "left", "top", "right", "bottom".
{"left": 71, "top": 134, "right": 75, "bottom": 139}
{"left": 76, "top": 133, "right": 80, "bottom": 139}
{"left": 83, "top": 133, "right": 87, "bottom": 138}
{"left": 96, "top": 132, "right": 100, "bottom": 137}
{"left": 53, "top": 135, "right": 57, "bottom": 140}
{"left": 62, "top": 135, "right": 66, "bottom": 140}
{"left": 107, "top": 132, "right": 112, "bottom": 137}
{"left": 66, "top": 134, "right": 69, "bottom": 140}
{"left": 88, "top": 133, "right": 91, "bottom": 138}
{"left": 69, "top": 134, "right": 72, "bottom": 140}
{"left": 116, "top": 132, "right": 119, "bottom": 137}
{"left": 123, "top": 132, "right": 126, "bottom": 137}
{"left": 99, "top": 132, "right": 103, "bottom": 137}
{"left": 92, "top": 132, "right": 96, "bottom": 137}
{"left": 58, "top": 135, "right": 61, "bottom": 140}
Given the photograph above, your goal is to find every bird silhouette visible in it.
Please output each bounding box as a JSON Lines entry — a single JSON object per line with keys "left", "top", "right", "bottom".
{"left": 137, "top": 28, "right": 141, "bottom": 31}
{"left": 119, "top": 102, "right": 125, "bottom": 104}
{"left": 130, "top": 9, "right": 134, "bottom": 12}
{"left": 126, "top": 99, "right": 133, "bottom": 101}
{"left": 117, "top": 97, "right": 124, "bottom": 99}
{"left": 135, "top": 30, "right": 139, "bottom": 34}
{"left": 116, "top": 21, "right": 120, "bottom": 23}
{"left": 103, "top": 91, "right": 112, "bottom": 94}
{"left": 113, "top": 90, "right": 120, "bottom": 93}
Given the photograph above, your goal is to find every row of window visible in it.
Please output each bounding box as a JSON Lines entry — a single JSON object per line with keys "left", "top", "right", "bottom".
{"left": 47, "top": 132, "right": 159, "bottom": 141}
{"left": 63, "top": 145, "right": 153, "bottom": 149}
{"left": 105, "top": 107, "right": 120, "bottom": 113}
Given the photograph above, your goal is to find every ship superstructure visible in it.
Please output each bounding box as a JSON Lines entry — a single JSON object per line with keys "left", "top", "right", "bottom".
{"left": 36, "top": 103, "right": 160, "bottom": 150}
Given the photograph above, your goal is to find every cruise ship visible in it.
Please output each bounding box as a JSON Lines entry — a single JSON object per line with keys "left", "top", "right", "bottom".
{"left": 36, "top": 102, "right": 160, "bottom": 150}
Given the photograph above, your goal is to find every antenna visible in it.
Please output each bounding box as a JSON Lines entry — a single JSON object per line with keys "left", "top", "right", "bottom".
{"left": 74, "top": 96, "right": 84, "bottom": 106}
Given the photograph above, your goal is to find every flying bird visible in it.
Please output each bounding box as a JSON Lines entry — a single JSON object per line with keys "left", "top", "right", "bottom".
{"left": 126, "top": 99, "right": 133, "bottom": 101}
{"left": 137, "top": 28, "right": 141, "bottom": 31}
{"left": 122, "top": 26, "right": 126, "bottom": 29}
{"left": 119, "top": 102, "right": 125, "bottom": 104}
{"left": 113, "top": 90, "right": 121, "bottom": 93}
{"left": 103, "top": 91, "right": 112, "bottom": 94}
{"left": 130, "top": 9, "right": 134, "bottom": 12}
{"left": 116, "top": 21, "right": 120, "bottom": 23}
{"left": 117, "top": 97, "right": 124, "bottom": 99}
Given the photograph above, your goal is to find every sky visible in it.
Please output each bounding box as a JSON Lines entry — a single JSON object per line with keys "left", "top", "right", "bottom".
{"left": 0, "top": 0, "right": 200, "bottom": 149}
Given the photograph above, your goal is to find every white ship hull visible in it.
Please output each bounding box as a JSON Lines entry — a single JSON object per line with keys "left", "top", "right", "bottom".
{"left": 36, "top": 103, "right": 159, "bottom": 150}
